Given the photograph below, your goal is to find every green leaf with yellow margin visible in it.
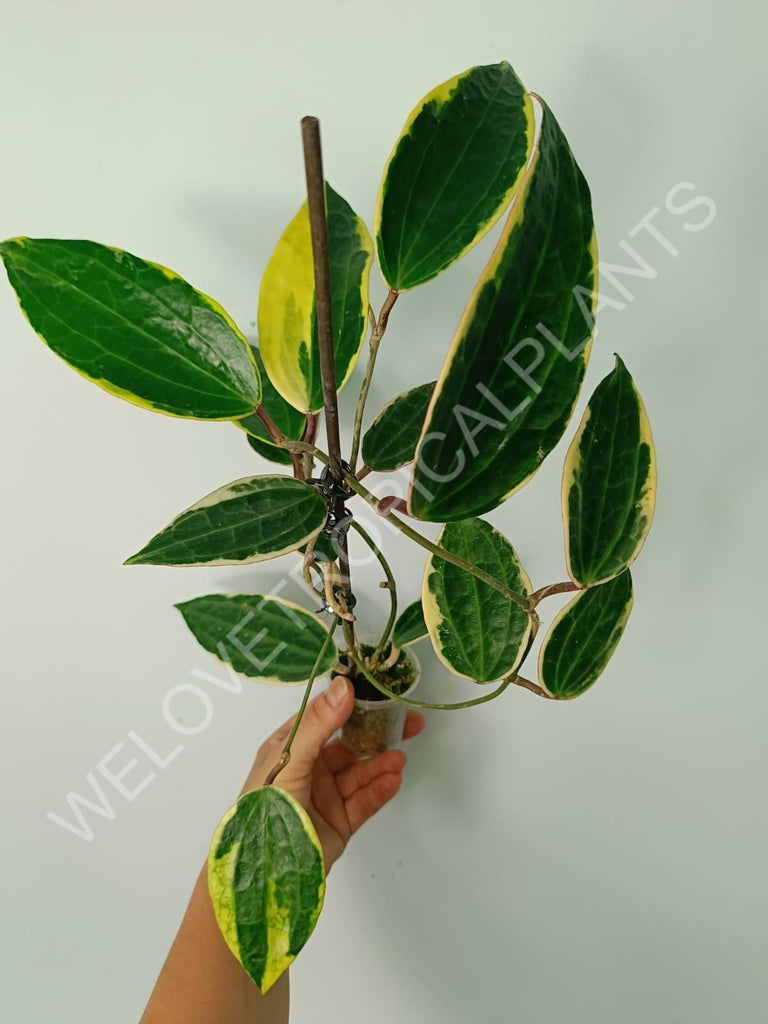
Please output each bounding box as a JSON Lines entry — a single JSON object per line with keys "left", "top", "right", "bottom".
{"left": 0, "top": 238, "right": 261, "bottom": 418}
{"left": 392, "top": 599, "right": 428, "bottom": 648}
{"left": 375, "top": 62, "right": 535, "bottom": 290}
{"left": 563, "top": 356, "right": 656, "bottom": 587}
{"left": 408, "top": 99, "right": 597, "bottom": 522}
{"left": 422, "top": 518, "right": 531, "bottom": 682}
{"left": 361, "top": 381, "right": 435, "bottom": 471}
{"left": 208, "top": 786, "right": 326, "bottom": 992}
{"left": 176, "top": 593, "right": 338, "bottom": 684}
{"left": 125, "top": 476, "right": 326, "bottom": 566}
{"left": 258, "top": 184, "right": 373, "bottom": 413}
{"left": 538, "top": 570, "right": 633, "bottom": 699}
{"left": 237, "top": 345, "right": 306, "bottom": 466}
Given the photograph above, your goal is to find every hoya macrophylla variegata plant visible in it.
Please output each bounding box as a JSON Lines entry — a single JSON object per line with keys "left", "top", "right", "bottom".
{"left": 1, "top": 60, "right": 657, "bottom": 991}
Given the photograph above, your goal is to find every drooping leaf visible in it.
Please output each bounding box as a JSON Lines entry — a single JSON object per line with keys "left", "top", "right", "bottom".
{"left": 258, "top": 184, "right": 373, "bottom": 413}
{"left": 422, "top": 518, "right": 531, "bottom": 682}
{"left": 176, "top": 594, "right": 338, "bottom": 683}
{"left": 237, "top": 346, "right": 307, "bottom": 466}
{"left": 375, "top": 62, "right": 534, "bottom": 290}
{"left": 409, "top": 100, "right": 597, "bottom": 522}
{"left": 392, "top": 600, "right": 428, "bottom": 647}
{"left": 0, "top": 238, "right": 261, "bottom": 418}
{"left": 539, "top": 571, "right": 633, "bottom": 699}
{"left": 362, "top": 382, "right": 435, "bottom": 471}
{"left": 208, "top": 786, "right": 325, "bottom": 992}
{"left": 563, "top": 357, "right": 656, "bottom": 587}
{"left": 126, "top": 476, "right": 326, "bottom": 566}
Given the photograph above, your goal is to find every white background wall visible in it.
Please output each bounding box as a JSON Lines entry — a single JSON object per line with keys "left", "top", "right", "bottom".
{"left": 1, "top": 1, "right": 766, "bottom": 1020}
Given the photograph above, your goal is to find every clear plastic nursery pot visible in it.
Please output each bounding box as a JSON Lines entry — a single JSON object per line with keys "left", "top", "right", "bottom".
{"left": 340, "top": 640, "right": 421, "bottom": 756}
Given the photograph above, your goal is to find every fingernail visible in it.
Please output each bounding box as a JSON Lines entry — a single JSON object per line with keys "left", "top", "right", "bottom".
{"left": 326, "top": 675, "right": 349, "bottom": 708}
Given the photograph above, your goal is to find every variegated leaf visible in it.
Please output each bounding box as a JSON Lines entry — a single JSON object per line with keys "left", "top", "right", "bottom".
{"left": 563, "top": 357, "right": 656, "bottom": 586}
{"left": 126, "top": 476, "right": 326, "bottom": 566}
{"left": 209, "top": 787, "right": 325, "bottom": 992}
{"left": 176, "top": 594, "right": 338, "bottom": 684}
{"left": 409, "top": 101, "right": 597, "bottom": 522}
{"left": 375, "top": 62, "right": 534, "bottom": 290}
{"left": 422, "top": 518, "right": 531, "bottom": 682}
{"left": 0, "top": 238, "right": 261, "bottom": 418}
{"left": 539, "top": 571, "right": 633, "bottom": 699}
{"left": 258, "top": 184, "right": 372, "bottom": 413}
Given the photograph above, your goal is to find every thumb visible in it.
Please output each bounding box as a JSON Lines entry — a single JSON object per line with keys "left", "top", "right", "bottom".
{"left": 281, "top": 675, "right": 353, "bottom": 784}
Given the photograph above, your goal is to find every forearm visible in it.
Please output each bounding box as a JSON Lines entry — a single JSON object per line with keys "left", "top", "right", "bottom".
{"left": 141, "top": 867, "right": 289, "bottom": 1024}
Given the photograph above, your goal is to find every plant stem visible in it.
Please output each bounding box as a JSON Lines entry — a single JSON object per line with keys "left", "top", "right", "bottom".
{"left": 301, "top": 115, "right": 357, "bottom": 651}
{"left": 283, "top": 438, "right": 329, "bottom": 462}
{"left": 531, "top": 581, "right": 581, "bottom": 605}
{"left": 350, "top": 520, "right": 397, "bottom": 664}
{"left": 346, "top": 648, "right": 516, "bottom": 710}
{"left": 511, "top": 676, "right": 552, "bottom": 699}
{"left": 341, "top": 616, "right": 361, "bottom": 673}
{"left": 303, "top": 412, "right": 319, "bottom": 444}
{"left": 350, "top": 289, "right": 399, "bottom": 471}
{"left": 275, "top": 437, "right": 535, "bottom": 619}
{"left": 342, "top": 471, "right": 535, "bottom": 616}
{"left": 253, "top": 406, "right": 303, "bottom": 477}
{"left": 300, "top": 413, "right": 319, "bottom": 478}
{"left": 301, "top": 116, "right": 342, "bottom": 481}
{"left": 264, "top": 616, "right": 340, "bottom": 786}
{"left": 347, "top": 624, "right": 547, "bottom": 709}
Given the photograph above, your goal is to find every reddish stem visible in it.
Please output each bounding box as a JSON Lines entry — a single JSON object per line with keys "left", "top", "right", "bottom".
{"left": 512, "top": 676, "right": 552, "bottom": 699}
{"left": 531, "top": 581, "right": 581, "bottom": 605}
{"left": 303, "top": 412, "right": 319, "bottom": 445}
{"left": 254, "top": 406, "right": 303, "bottom": 478}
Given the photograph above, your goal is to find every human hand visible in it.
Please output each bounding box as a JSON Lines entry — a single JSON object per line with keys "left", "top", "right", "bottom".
{"left": 240, "top": 675, "right": 425, "bottom": 871}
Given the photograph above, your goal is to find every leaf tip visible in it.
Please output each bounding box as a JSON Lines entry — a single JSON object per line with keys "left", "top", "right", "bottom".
{"left": 0, "top": 236, "right": 26, "bottom": 260}
{"left": 123, "top": 548, "right": 147, "bottom": 566}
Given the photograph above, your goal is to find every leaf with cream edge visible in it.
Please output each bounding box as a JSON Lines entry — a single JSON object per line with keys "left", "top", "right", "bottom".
{"left": 375, "top": 62, "right": 535, "bottom": 290}
{"left": 0, "top": 238, "right": 261, "bottom": 418}
{"left": 176, "top": 594, "right": 338, "bottom": 684}
{"left": 258, "top": 184, "right": 373, "bottom": 413}
{"left": 361, "top": 381, "right": 435, "bottom": 472}
{"left": 126, "top": 476, "right": 326, "bottom": 567}
{"left": 539, "top": 570, "right": 633, "bottom": 699}
{"left": 208, "top": 786, "right": 325, "bottom": 993}
{"left": 563, "top": 357, "right": 656, "bottom": 587}
{"left": 409, "top": 99, "right": 598, "bottom": 522}
{"left": 237, "top": 346, "right": 307, "bottom": 466}
{"left": 422, "top": 518, "right": 531, "bottom": 682}
{"left": 392, "top": 599, "right": 428, "bottom": 648}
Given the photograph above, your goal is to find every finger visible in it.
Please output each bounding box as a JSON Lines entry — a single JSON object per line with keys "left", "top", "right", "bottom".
{"left": 262, "top": 714, "right": 296, "bottom": 750}
{"left": 279, "top": 676, "right": 354, "bottom": 783}
{"left": 335, "top": 749, "right": 406, "bottom": 799}
{"left": 322, "top": 739, "right": 359, "bottom": 774}
{"left": 346, "top": 773, "right": 403, "bottom": 834}
{"left": 402, "top": 711, "right": 426, "bottom": 741}
{"left": 241, "top": 713, "right": 298, "bottom": 795}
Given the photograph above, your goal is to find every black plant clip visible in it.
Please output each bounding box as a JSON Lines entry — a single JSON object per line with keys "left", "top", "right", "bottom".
{"left": 309, "top": 461, "right": 356, "bottom": 547}
{"left": 315, "top": 462, "right": 355, "bottom": 504}
{"left": 322, "top": 504, "right": 353, "bottom": 546}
